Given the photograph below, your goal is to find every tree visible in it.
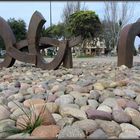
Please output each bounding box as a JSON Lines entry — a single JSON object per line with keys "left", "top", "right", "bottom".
{"left": 67, "top": 10, "right": 102, "bottom": 39}
{"left": 67, "top": 10, "right": 102, "bottom": 54}
{"left": 103, "top": 1, "right": 134, "bottom": 52}
{"left": 61, "top": 1, "right": 87, "bottom": 39}
{"left": 7, "top": 18, "right": 27, "bottom": 41}
{"left": 42, "top": 23, "right": 66, "bottom": 40}
{"left": 0, "top": 18, "right": 27, "bottom": 52}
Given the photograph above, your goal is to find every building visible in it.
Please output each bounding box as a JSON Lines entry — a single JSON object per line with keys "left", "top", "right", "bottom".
{"left": 72, "top": 37, "right": 106, "bottom": 56}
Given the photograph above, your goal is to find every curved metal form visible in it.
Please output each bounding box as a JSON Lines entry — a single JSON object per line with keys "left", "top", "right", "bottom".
{"left": 0, "top": 11, "right": 82, "bottom": 70}
{"left": 0, "top": 17, "right": 16, "bottom": 68}
{"left": 28, "top": 11, "right": 67, "bottom": 70}
{"left": 117, "top": 20, "right": 140, "bottom": 68}
{"left": 37, "top": 39, "right": 67, "bottom": 70}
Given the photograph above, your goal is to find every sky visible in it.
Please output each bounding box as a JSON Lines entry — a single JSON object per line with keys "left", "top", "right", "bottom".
{"left": 0, "top": 1, "right": 140, "bottom": 48}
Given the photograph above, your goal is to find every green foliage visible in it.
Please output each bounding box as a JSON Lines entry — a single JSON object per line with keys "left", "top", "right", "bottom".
{"left": 7, "top": 18, "right": 27, "bottom": 41}
{"left": 67, "top": 10, "right": 102, "bottom": 39}
{"left": 0, "top": 102, "right": 45, "bottom": 135}
{"left": 0, "top": 18, "right": 27, "bottom": 51}
{"left": 42, "top": 23, "right": 65, "bottom": 39}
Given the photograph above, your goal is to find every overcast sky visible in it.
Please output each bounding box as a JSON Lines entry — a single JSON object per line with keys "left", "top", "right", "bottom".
{"left": 0, "top": 1, "right": 140, "bottom": 48}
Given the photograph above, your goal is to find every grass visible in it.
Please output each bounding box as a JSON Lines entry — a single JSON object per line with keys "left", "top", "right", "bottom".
{"left": 0, "top": 101, "right": 46, "bottom": 135}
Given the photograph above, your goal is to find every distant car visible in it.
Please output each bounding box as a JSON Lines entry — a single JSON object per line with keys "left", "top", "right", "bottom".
{"left": 0, "top": 50, "right": 6, "bottom": 56}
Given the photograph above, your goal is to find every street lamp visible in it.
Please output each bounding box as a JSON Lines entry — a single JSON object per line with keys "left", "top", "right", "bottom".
{"left": 50, "top": 1, "right": 52, "bottom": 26}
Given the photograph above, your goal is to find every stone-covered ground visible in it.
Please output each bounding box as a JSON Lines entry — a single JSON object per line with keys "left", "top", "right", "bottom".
{"left": 0, "top": 56, "right": 140, "bottom": 139}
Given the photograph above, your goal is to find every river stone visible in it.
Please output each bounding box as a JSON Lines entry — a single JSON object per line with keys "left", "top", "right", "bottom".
{"left": 98, "top": 90, "right": 115, "bottom": 103}
{"left": 87, "top": 129, "right": 108, "bottom": 139}
{"left": 72, "top": 119, "right": 98, "bottom": 134}
{"left": 113, "top": 88, "right": 125, "bottom": 96}
{"left": 55, "top": 95, "right": 74, "bottom": 106}
{"left": 0, "top": 96, "right": 8, "bottom": 105}
{"left": 89, "top": 90, "right": 100, "bottom": 100}
{"left": 64, "top": 104, "right": 79, "bottom": 109}
{"left": 69, "top": 91, "right": 82, "bottom": 99}
{"left": 75, "top": 97, "right": 88, "bottom": 107}
{"left": 0, "top": 119, "right": 15, "bottom": 138}
{"left": 54, "top": 91, "right": 64, "bottom": 97}
{"left": 112, "top": 107, "right": 131, "bottom": 123}
{"left": 31, "top": 125, "right": 60, "bottom": 138}
{"left": 10, "top": 107, "right": 29, "bottom": 120}
{"left": 102, "top": 97, "right": 118, "bottom": 108}
{"left": 116, "top": 98, "right": 127, "bottom": 108}
{"left": 125, "top": 107, "right": 140, "bottom": 129}
{"left": 77, "top": 79, "right": 93, "bottom": 87}
{"left": 27, "top": 87, "right": 34, "bottom": 94}
{"left": 86, "top": 109, "right": 112, "bottom": 121}
{"left": 0, "top": 105, "right": 10, "bottom": 121}
{"left": 135, "top": 94, "right": 140, "bottom": 105}
{"left": 52, "top": 113, "right": 62, "bottom": 122}
{"left": 57, "top": 117, "right": 74, "bottom": 129}
{"left": 80, "top": 105, "right": 95, "bottom": 112}
{"left": 45, "top": 102, "right": 59, "bottom": 113}
{"left": 34, "top": 87, "right": 46, "bottom": 94}
{"left": 120, "top": 123, "right": 140, "bottom": 136}
{"left": 51, "top": 85, "right": 65, "bottom": 93}
{"left": 93, "top": 83, "right": 104, "bottom": 90}
{"left": 8, "top": 101, "right": 22, "bottom": 112}
{"left": 47, "top": 94, "right": 57, "bottom": 102}
{"left": 119, "top": 131, "right": 139, "bottom": 139}
{"left": 88, "top": 100, "right": 99, "bottom": 109}
{"left": 126, "top": 100, "right": 139, "bottom": 110}
{"left": 95, "top": 119, "right": 121, "bottom": 137}
{"left": 67, "top": 84, "right": 91, "bottom": 93}
{"left": 109, "top": 82, "right": 118, "bottom": 88}
{"left": 58, "top": 126, "right": 85, "bottom": 138}
{"left": 14, "top": 81, "right": 21, "bottom": 88}
{"left": 123, "top": 89, "right": 137, "bottom": 98}
{"left": 13, "top": 93, "right": 24, "bottom": 102}
{"left": 23, "top": 98, "right": 45, "bottom": 108}
{"left": 97, "top": 104, "right": 112, "bottom": 113}
{"left": 60, "top": 106, "right": 87, "bottom": 120}
{"left": 71, "top": 76, "right": 79, "bottom": 83}
{"left": 20, "top": 83, "right": 30, "bottom": 90}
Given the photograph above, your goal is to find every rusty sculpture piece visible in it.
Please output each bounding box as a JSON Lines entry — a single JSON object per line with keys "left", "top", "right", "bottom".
{"left": 0, "top": 11, "right": 82, "bottom": 70}
{"left": 117, "top": 19, "right": 140, "bottom": 68}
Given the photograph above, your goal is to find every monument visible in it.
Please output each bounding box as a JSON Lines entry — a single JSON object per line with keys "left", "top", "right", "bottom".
{"left": 0, "top": 11, "right": 82, "bottom": 70}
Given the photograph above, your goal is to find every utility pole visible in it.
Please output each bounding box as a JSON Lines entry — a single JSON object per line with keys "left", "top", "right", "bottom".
{"left": 50, "top": 1, "right": 52, "bottom": 26}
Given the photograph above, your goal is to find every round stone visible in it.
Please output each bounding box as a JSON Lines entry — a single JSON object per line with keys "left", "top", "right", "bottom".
{"left": 112, "top": 108, "right": 131, "bottom": 123}
{"left": 0, "top": 105, "right": 10, "bottom": 121}
{"left": 23, "top": 99, "right": 45, "bottom": 108}
{"left": 72, "top": 119, "right": 98, "bottom": 134}
{"left": 31, "top": 125, "right": 60, "bottom": 138}
{"left": 86, "top": 109, "right": 112, "bottom": 121}
{"left": 97, "top": 104, "right": 112, "bottom": 113}
{"left": 87, "top": 129, "right": 108, "bottom": 139}
{"left": 58, "top": 126, "right": 85, "bottom": 138}
{"left": 93, "top": 83, "right": 104, "bottom": 91}
{"left": 59, "top": 106, "right": 87, "bottom": 120}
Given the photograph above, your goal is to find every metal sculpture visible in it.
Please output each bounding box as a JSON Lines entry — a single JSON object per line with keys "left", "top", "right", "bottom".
{"left": 0, "top": 11, "right": 82, "bottom": 70}
{"left": 117, "top": 19, "right": 140, "bottom": 68}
